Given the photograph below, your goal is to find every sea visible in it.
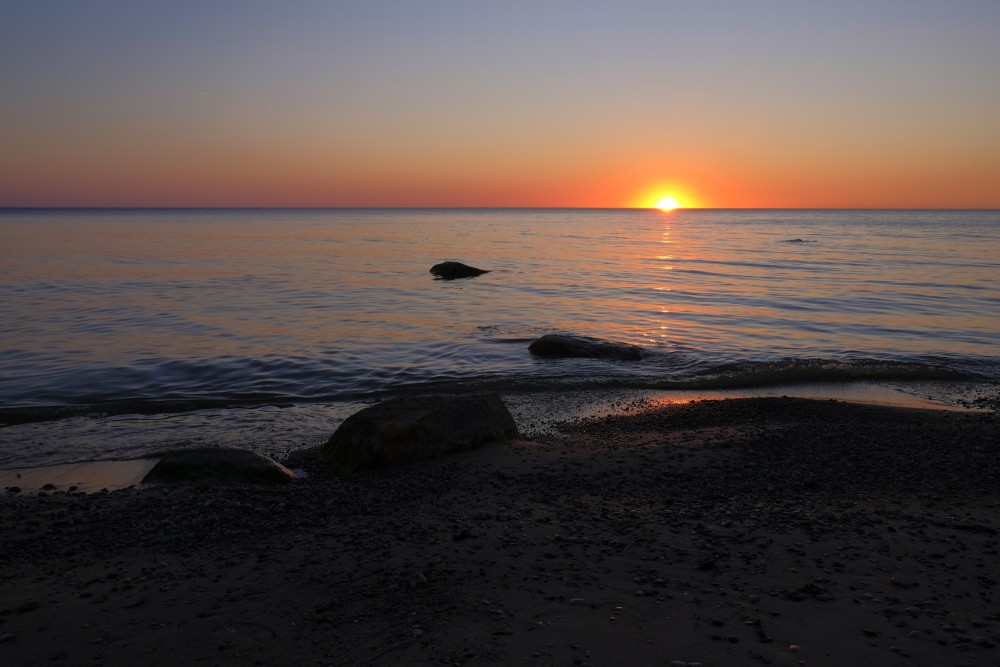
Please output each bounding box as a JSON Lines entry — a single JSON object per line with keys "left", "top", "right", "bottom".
{"left": 1, "top": 208, "right": 998, "bottom": 468}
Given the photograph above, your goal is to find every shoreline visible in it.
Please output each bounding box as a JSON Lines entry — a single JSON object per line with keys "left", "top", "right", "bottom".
{"left": 2, "top": 379, "right": 993, "bottom": 478}
{"left": 1, "top": 396, "right": 998, "bottom": 665}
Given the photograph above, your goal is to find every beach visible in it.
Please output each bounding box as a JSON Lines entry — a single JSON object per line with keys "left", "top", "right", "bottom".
{"left": 4, "top": 3, "right": 999, "bottom": 665}
{"left": 2, "top": 396, "right": 998, "bottom": 666}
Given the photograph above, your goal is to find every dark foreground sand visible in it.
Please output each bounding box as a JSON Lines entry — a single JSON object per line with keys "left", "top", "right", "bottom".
{"left": 1, "top": 397, "right": 998, "bottom": 667}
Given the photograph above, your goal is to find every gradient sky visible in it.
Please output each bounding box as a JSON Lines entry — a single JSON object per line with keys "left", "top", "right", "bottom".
{"left": 2, "top": 0, "right": 999, "bottom": 208}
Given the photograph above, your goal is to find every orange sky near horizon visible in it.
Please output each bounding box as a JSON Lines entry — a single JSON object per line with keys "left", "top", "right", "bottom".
{"left": 1, "top": 2, "right": 999, "bottom": 209}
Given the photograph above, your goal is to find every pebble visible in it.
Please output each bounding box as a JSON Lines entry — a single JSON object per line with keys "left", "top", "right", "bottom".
{"left": 1, "top": 396, "right": 997, "bottom": 666}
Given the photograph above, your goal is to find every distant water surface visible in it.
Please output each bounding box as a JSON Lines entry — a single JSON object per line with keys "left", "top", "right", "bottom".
{"left": 1, "top": 208, "right": 998, "bottom": 466}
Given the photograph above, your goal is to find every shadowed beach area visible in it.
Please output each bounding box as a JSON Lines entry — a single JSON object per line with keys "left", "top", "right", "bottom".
{"left": 1, "top": 397, "right": 998, "bottom": 666}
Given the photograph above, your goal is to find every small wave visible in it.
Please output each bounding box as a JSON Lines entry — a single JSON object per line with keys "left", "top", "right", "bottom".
{"left": 0, "top": 397, "right": 293, "bottom": 427}
{"left": 679, "top": 357, "right": 978, "bottom": 390}
{"left": 1, "top": 355, "right": 989, "bottom": 427}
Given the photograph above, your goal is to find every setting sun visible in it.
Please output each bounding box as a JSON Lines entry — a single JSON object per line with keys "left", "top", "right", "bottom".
{"left": 656, "top": 196, "right": 680, "bottom": 211}
{"left": 633, "top": 185, "right": 698, "bottom": 210}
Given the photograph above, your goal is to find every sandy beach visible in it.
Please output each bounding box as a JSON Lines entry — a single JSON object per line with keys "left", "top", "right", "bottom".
{"left": 1, "top": 397, "right": 998, "bottom": 666}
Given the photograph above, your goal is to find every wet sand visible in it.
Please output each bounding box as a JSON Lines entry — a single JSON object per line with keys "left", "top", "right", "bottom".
{"left": 0, "top": 459, "right": 159, "bottom": 495}
{"left": 1, "top": 397, "right": 998, "bottom": 666}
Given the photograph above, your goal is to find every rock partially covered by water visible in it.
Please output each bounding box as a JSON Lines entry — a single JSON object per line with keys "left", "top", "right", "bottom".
{"left": 528, "top": 333, "right": 645, "bottom": 361}
{"left": 323, "top": 393, "right": 519, "bottom": 473}
{"left": 429, "top": 261, "right": 489, "bottom": 279}
{"left": 142, "top": 448, "right": 295, "bottom": 485}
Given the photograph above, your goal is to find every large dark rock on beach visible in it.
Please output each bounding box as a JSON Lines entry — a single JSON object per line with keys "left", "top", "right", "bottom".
{"left": 429, "top": 261, "right": 489, "bottom": 279}
{"left": 141, "top": 447, "right": 295, "bottom": 485}
{"left": 323, "top": 393, "right": 519, "bottom": 473}
{"left": 528, "top": 333, "right": 645, "bottom": 361}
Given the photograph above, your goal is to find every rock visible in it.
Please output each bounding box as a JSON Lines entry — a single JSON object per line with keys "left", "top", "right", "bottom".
{"left": 528, "top": 334, "right": 645, "bottom": 361}
{"left": 322, "top": 393, "right": 519, "bottom": 472}
{"left": 141, "top": 448, "right": 295, "bottom": 485}
{"left": 429, "top": 261, "right": 489, "bottom": 279}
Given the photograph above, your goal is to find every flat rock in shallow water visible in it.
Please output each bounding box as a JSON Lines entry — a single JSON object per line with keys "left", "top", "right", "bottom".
{"left": 429, "top": 261, "right": 489, "bottom": 279}
{"left": 322, "top": 393, "right": 519, "bottom": 473}
{"left": 142, "top": 447, "right": 295, "bottom": 484}
{"left": 528, "top": 333, "right": 645, "bottom": 361}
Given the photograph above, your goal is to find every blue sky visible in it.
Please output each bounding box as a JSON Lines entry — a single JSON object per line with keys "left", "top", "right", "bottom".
{"left": 2, "top": 1, "right": 998, "bottom": 206}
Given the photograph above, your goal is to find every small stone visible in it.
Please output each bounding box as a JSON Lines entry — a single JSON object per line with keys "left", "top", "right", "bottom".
{"left": 452, "top": 528, "right": 476, "bottom": 541}
{"left": 670, "top": 661, "right": 688, "bottom": 667}
{"left": 974, "top": 636, "right": 996, "bottom": 647}
{"left": 0, "top": 634, "right": 15, "bottom": 643}
{"left": 412, "top": 628, "right": 424, "bottom": 637}
{"left": 789, "top": 644, "right": 800, "bottom": 652}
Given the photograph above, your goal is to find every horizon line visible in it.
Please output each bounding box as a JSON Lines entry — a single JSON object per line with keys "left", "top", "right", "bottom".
{"left": 2, "top": 206, "right": 999, "bottom": 212}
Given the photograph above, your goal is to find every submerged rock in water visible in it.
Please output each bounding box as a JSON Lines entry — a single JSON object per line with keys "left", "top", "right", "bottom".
{"left": 322, "top": 393, "right": 519, "bottom": 473}
{"left": 528, "top": 333, "right": 645, "bottom": 361}
{"left": 429, "top": 261, "right": 489, "bottom": 279}
{"left": 142, "top": 447, "right": 295, "bottom": 484}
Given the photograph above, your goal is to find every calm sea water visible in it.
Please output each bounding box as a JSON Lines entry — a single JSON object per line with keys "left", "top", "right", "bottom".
{"left": 1, "top": 208, "right": 998, "bottom": 466}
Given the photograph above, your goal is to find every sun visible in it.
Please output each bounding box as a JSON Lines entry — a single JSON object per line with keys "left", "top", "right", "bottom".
{"left": 655, "top": 196, "right": 680, "bottom": 211}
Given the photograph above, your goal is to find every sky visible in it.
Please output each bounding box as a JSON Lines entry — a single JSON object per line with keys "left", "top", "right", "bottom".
{"left": 1, "top": 0, "right": 999, "bottom": 208}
